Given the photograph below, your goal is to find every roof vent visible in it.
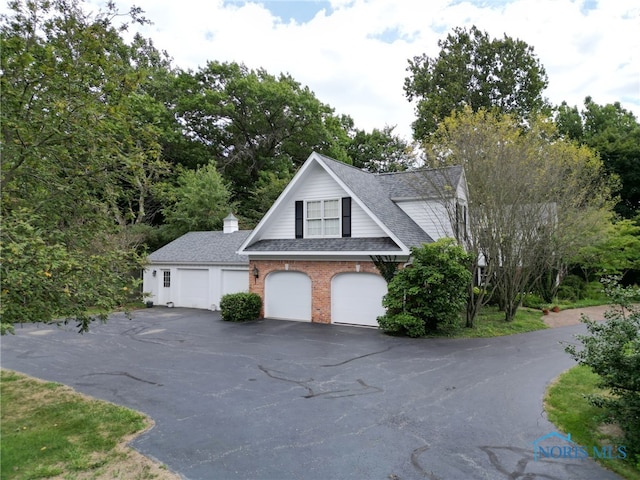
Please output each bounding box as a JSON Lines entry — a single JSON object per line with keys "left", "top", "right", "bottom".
{"left": 223, "top": 212, "right": 239, "bottom": 233}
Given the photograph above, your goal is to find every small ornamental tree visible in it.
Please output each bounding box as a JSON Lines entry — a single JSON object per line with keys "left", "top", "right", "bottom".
{"left": 377, "top": 239, "right": 472, "bottom": 336}
{"left": 565, "top": 277, "right": 640, "bottom": 466}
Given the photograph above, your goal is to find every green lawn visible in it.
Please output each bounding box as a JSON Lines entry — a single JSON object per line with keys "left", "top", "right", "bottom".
{"left": 545, "top": 365, "right": 640, "bottom": 479}
{"left": 439, "top": 306, "right": 548, "bottom": 338}
{"left": 0, "top": 370, "right": 176, "bottom": 480}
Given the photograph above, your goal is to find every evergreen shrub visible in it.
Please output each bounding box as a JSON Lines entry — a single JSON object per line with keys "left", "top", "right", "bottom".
{"left": 220, "top": 292, "right": 262, "bottom": 322}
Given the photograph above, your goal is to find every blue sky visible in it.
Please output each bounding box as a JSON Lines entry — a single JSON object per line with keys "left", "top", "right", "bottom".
{"left": 90, "top": 0, "right": 638, "bottom": 140}
{"left": 244, "top": 0, "right": 334, "bottom": 23}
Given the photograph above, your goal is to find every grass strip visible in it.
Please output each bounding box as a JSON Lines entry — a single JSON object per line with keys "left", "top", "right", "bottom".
{"left": 441, "top": 306, "right": 548, "bottom": 338}
{"left": 544, "top": 365, "right": 640, "bottom": 480}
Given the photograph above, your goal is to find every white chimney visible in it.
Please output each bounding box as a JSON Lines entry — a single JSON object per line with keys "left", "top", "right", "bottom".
{"left": 223, "top": 213, "right": 239, "bottom": 233}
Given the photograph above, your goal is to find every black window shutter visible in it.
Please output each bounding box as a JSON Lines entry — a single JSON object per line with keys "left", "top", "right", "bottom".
{"left": 295, "top": 201, "right": 303, "bottom": 238}
{"left": 342, "top": 197, "right": 351, "bottom": 238}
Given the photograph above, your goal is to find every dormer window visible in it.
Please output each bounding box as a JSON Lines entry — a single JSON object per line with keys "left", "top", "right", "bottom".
{"left": 307, "top": 199, "right": 340, "bottom": 237}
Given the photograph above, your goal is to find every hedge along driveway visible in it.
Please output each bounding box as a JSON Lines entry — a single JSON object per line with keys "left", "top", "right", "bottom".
{"left": 0, "top": 308, "right": 623, "bottom": 480}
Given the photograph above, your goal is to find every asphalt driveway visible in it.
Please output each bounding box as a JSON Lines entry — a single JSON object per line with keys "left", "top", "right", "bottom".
{"left": 1, "top": 308, "right": 623, "bottom": 480}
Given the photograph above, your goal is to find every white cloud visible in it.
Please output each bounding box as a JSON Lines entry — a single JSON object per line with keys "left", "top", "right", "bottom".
{"left": 70, "top": 0, "right": 640, "bottom": 138}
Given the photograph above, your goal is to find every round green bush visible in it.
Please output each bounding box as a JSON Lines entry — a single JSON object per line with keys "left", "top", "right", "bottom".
{"left": 220, "top": 292, "right": 262, "bottom": 322}
{"left": 380, "top": 239, "right": 472, "bottom": 335}
{"left": 522, "top": 293, "right": 545, "bottom": 309}
{"left": 557, "top": 274, "right": 587, "bottom": 301}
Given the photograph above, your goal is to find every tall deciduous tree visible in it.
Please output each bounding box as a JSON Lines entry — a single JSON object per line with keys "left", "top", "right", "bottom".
{"left": 556, "top": 97, "right": 640, "bottom": 218}
{"left": 1, "top": 0, "right": 157, "bottom": 332}
{"left": 422, "top": 108, "right": 613, "bottom": 324}
{"left": 345, "top": 125, "right": 417, "bottom": 173}
{"left": 171, "top": 61, "right": 351, "bottom": 216}
{"left": 404, "top": 25, "right": 549, "bottom": 140}
{"left": 161, "top": 163, "right": 234, "bottom": 237}
{"left": 569, "top": 218, "right": 640, "bottom": 281}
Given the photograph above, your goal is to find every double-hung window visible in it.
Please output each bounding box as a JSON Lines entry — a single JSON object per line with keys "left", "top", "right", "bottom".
{"left": 307, "top": 199, "right": 340, "bottom": 237}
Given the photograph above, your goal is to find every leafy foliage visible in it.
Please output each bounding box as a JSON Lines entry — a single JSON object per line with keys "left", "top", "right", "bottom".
{"left": 243, "top": 170, "right": 292, "bottom": 227}
{"left": 378, "top": 239, "right": 472, "bottom": 336}
{"left": 565, "top": 277, "right": 640, "bottom": 465}
{"left": 370, "top": 256, "right": 400, "bottom": 283}
{"left": 345, "top": 125, "right": 417, "bottom": 172}
{"left": 404, "top": 25, "right": 549, "bottom": 139}
{"left": 1, "top": 0, "right": 151, "bottom": 332}
{"left": 161, "top": 162, "right": 234, "bottom": 237}
{"left": 556, "top": 98, "right": 640, "bottom": 218}
{"left": 377, "top": 313, "right": 425, "bottom": 338}
{"left": 569, "top": 218, "right": 640, "bottom": 282}
{"left": 220, "top": 292, "right": 262, "bottom": 322}
{"left": 171, "top": 61, "right": 352, "bottom": 217}
{"left": 423, "top": 108, "right": 613, "bottom": 323}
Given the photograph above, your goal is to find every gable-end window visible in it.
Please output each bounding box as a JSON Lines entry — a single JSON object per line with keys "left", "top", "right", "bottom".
{"left": 307, "top": 199, "right": 340, "bottom": 237}
{"left": 163, "top": 271, "right": 171, "bottom": 288}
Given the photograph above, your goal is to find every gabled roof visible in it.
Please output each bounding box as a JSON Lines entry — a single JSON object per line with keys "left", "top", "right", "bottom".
{"left": 148, "top": 230, "right": 251, "bottom": 265}
{"left": 377, "top": 165, "right": 464, "bottom": 200}
{"left": 316, "top": 154, "right": 434, "bottom": 249}
{"left": 239, "top": 152, "right": 465, "bottom": 256}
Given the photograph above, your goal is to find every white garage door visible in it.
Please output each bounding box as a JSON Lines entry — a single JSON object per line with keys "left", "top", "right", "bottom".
{"left": 331, "top": 273, "right": 387, "bottom": 326}
{"left": 222, "top": 269, "right": 249, "bottom": 295}
{"left": 177, "top": 269, "right": 209, "bottom": 309}
{"left": 265, "top": 271, "right": 311, "bottom": 321}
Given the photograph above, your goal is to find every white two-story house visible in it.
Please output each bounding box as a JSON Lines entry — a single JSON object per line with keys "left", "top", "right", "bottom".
{"left": 237, "top": 152, "right": 468, "bottom": 326}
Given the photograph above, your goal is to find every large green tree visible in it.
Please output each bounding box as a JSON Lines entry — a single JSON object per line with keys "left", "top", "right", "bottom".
{"left": 160, "top": 163, "right": 234, "bottom": 237}
{"left": 568, "top": 218, "right": 640, "bottom": 281}
{"left": 422, "top": 108, "right": 613, "bottom": 324}
{"left": 170, "top": 61, "right": 351, "bottom": 216}
{"left": 556, "top": 97, "right": 640, "bottom": 218}
{"left": 404, "top": 25, "right": 549, "bottom": 140}
{"left": 1, "top": 0, "right": 158, "bottom": 332}
{"left": 345, "top": 125, "right": 417, "bottom": 173}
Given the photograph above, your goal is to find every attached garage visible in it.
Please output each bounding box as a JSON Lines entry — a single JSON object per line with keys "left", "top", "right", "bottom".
{"left": 265, "top": 271, "right": 312, "bottom": 321}
{"left": 331, "top": 272, "right": 387, "bottom": 326}
{"left": 177, "top": 269, "right": 210, "bottom": 309}
{"left": 142, "top": 218, "right": 252, "bottom": 310}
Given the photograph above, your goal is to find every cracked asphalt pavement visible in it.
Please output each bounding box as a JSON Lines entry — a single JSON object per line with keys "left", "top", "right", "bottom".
{"left": 1, "top": 308, "right": 623, "bottom": 479}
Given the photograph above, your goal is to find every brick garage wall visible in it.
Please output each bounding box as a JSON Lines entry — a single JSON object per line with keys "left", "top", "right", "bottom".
{"left": 249, "top": 260, "right": 382, "bottom": 324}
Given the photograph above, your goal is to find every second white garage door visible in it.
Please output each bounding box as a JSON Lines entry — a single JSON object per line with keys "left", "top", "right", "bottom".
{"left": 331, "top": 273, "right": 387, "bottom": 326}
{"left": 265, "top": 271, "right": 312, "bottom": 321}
{"left": 177, "top": 268, "right": 210, "bottom": 309}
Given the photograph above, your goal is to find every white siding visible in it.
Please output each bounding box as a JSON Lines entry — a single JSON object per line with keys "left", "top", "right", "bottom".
{"left": 351, "top": 201, "right": 386, "bottom": 237}
{"left": 396, "top": 199, "right": 454, "bottom": 240}
{"left": 261, "top": 164, "right": 385, "bottom": 239}
{"left": 142, "top": 265, "right": 249, "bottom": 310}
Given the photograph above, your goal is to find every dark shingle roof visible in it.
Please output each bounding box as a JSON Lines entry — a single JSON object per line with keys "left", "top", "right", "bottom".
{"left": 148, "top": 230, "right": 251, "bottom": 265}
{"left": 244, "top": 237, "right": 401, "bottom": 252}
{"left": 316, "top": 154, "right": 434, "bottom": 248}
{"left": 377, "top": 165, "right": 463, "bottom": 199}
